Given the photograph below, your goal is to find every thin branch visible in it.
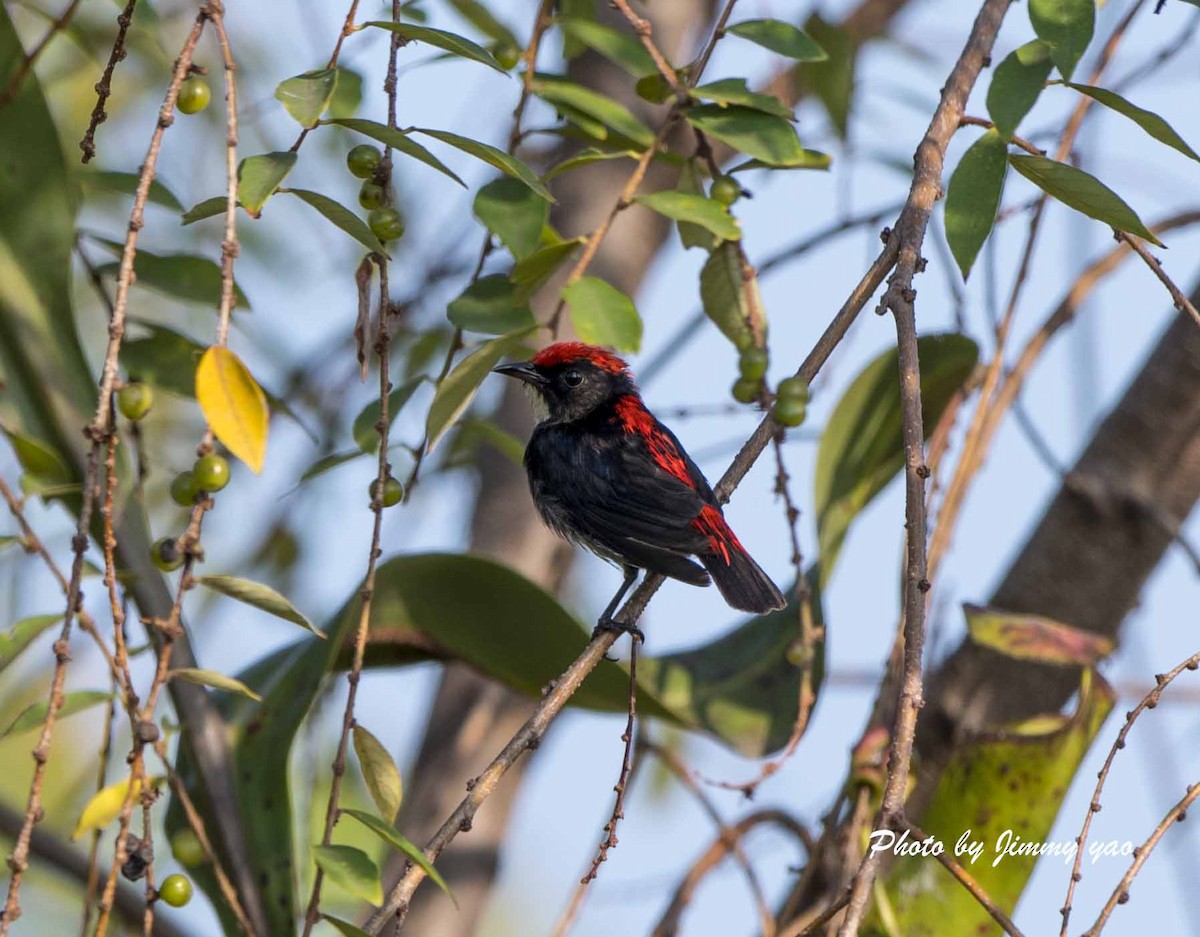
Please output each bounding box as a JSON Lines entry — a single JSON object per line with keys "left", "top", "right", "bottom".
{"left": 651, "top": 810, "right": 810, "bottom": 937}
{"left": 1114, "top": 231, "right": 1200, "bottom": 331}
{"left": 0, "top": 13, "right": 208, "bottom": 931}
{"left": 0, "top": 0, "right": 86, "bottom": 108}
{"left": 550, "top": 637, "right": 642, "bottom": 937}
{"left": 835, "top": 0, "right": 1014, "bottom": 930}
{"left": 1083, "top": 778, "right": 1200, "bottom": 936}
{"left": 640, "top": 737, "right": 787, "bottom": 937}
{"left": 79, "top": 0, "right": 139, "bottom": 162}
{"left": 898, "top": 819, "right": 1024, "bottom": 936}
{"left": 1060, "top": 652, "right": 1200, "bottom": 935}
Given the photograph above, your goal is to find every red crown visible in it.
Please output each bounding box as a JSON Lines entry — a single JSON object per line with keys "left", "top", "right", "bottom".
{"left": 530, "top": 342, "right": 629, "bottom": 374}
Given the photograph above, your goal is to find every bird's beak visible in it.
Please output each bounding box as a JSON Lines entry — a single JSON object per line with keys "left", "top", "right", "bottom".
{"left": 492, "top": 360, "right": 548, "bottom": 386}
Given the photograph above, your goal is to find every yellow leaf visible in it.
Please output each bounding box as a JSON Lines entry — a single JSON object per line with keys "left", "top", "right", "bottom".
{"left": 195, "top": 347, "right": 269, "bottom": 473}
{"left": 71, "top": 775, "right": 159, "bottom": 840}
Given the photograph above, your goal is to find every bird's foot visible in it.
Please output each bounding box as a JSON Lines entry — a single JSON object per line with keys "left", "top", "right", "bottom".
{"left": 592, "top": 615, "right": 645, "bottom": 645}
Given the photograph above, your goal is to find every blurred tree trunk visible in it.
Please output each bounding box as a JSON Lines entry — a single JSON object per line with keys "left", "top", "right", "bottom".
{"left": 384, "top": 1, "right": 920, "bottom": 932}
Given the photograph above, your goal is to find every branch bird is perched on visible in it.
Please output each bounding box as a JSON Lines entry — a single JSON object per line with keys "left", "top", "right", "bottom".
{"left": 494, "top": 341, "right": 786, "bottom": 636}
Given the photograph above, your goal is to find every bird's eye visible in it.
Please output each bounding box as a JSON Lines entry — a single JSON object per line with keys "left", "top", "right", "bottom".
{"left": 563, "top": 369, "right": 583, "bottom": 387}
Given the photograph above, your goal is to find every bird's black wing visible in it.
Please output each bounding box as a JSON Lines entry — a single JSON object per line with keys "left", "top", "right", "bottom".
{"left": 526, "top": 413, "right": 712, "bottom": 583}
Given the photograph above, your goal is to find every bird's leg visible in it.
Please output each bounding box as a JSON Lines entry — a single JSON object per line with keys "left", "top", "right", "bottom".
{"left": 593, "top": 566, "right": 644, "bottom": 642}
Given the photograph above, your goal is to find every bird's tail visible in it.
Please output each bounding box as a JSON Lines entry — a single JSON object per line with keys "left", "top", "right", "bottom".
{"left": 693, "top": 506, "right": 786, "bottom": 614}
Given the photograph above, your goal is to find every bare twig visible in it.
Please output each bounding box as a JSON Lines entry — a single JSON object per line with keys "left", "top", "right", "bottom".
{"left": 640, "top": 737, "right": 786, "bottom": 937}
{"left": 1083, "top": 777, "right": 1200, "bottom": 936}
{"left": 1060, "top": 652, "right": 1200, "bottom": 935}
{"left": 0, "top": 0, "right": 86, "bottom": 108}
{"left": 0, "top": 13, "right": 208, "bottom": 931}
{"left": 652, "top": 810, "right": 810, "bottom": 937}
{"left": 898, "top": 819, "right": 1024, "bottom": 936}
{"left": 1114, "top": 231, "right": 1200, "bottom": 330}
{"left": 835, "top": 0, "right": 1014, "bottom": 930}
{"left": 79, "top": 0, "right": 140, "bottom": 162}
{"left": 550, "top": 637, "right": 642, "bottom": 937}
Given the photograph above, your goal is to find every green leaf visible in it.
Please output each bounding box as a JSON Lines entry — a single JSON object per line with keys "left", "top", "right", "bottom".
{"left": 944, "top": 128, "right": 1007, "bottom": 279}
{"left": 352, "top": 726, "right": 403, "bottom": 822}
{"left": 964, "top": 604, "right": 1114, "bottom": 666}
{"left": 282, "top": 188, "right": 387, "bottom": 254}
{"left": 1029, "top": 0, "right": 1094, "bottom": 81}
{"left": 699, "top": 242, "right": 758, "bottom": 348}
{"left": 298, "top": 448, "right": 366, "bottom": 484}
{"left": 728, "top": 150, "right": 831, "bottom": 172}
{"left": 342, "top": 809, "right": 454, "bottom": 904}
{"left": 412, "top": 127, "right": 553, "bottom": 200}
{"left": 542, "top": 148, "right": 639, "bottom": 182}
{"left": 531, "top": 74, "right": 656, "bottom": 148}
{"left": 121, "top": 323, "right": 205, "bottom": 397}
{"left": 78, "top": 170, "right": 183, "bottom": 210}
{"left": 0, "top": 613, "right": 61, "bottom": 671}
{"left": 637, "top": 190, "right": 741, "bottom": 242}
{"left": 691, "top": 78, "right": 794, "bottom": 119}
{"left": 684, "top": 105, "right": 807, "bottom": 167}
{"left": 726, "top": 19, "right": 827, "bottom": 62}
{"left": 557, "top": 18, "right": 657, "bottom": 77}
{"left": 354, "top": 553, "right": 807, "bottom": 756}
{"left": 274, "top": 68, "right": 338, "bottom": 128}
{"left": 987, "top": 40, "right": 1053, "bottom": 140}
{"left": 2, "top": 689, "right": 113, "bottom": 738}
{"left": 447, "top": 276, "right": 535, "bottom": 335}
{"left": 880, "top": 671, "right": 1113, "bottom": 935}
{"left": 195, "top": 575, "right": 319, "bottom": 636}
{"left": 815, "top": 334, "right": 979, "bottom": 587}
{"left": 426, "top": 330, "right": 533, "bottom": 452}
{"left": 365, "top": 21, "right": 506, "bottom": 73}
{"left": 673, "top": 160, "right": 718, "bottom": 251}
{"left": 312, "top": 844, "right": 382, "bottom": 906}
{"left": 323, "top": 915, "right": 373, "bottom": 937}
{"left": 635, "top": 72, "right": 674, "bottom": 105}
{"left": 1008, "top": 154, "right": 1163, "bottom": 246}
{"left": 798, "top": 13, "right": 854, "bottom": 137}
{"left": 93, "top": 243, "right": 250, "bottom": 308}
{"left": 473, "top": 176, "right": 549, "bottom": 258}
{"left": 352, "top": 377, "right": 424, "bottom": 454}
{"left": 169, "top": 668, "right": 262, "bottom": 702}
{"left": 455, "top": 417, "right": 525, "bottom": 465}
{"left": 444, "top": 0, "right": 520, "bottom": 49}
{"left": 510, "top": 236, "right": 584, "bottom": 301}
{"left": 326, "top": 118, "right": 465, "bottom": 187}
{"left": 180, "top": 196, "right": 233, "bottom": 225}
{"left": 1065, "top": 82, "right": 1199, "bottom": 162}
{"left": 562, "top": 277, "right": 642, "bottom": 351}
{"left": 0, "top": 1, "right": 99, "bottom": 502}
{"left": 327, "top": 67, "right": 363, "bottom": 119}
{"left": 3, "top": 429, "right": 71, "bottom": 485}
{"left": 237, "top": 152, "right": 297, "bottom": 214}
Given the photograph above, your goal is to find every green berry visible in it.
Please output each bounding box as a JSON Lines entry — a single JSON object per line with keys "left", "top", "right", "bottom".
{"left": 368, "top": 206, "right": 405, "bottom": 242}
{"left": 731, "top": 377, "right": 759, "bottom": 405}
{"left": 169, "top": 472, "right": 198, "bottom": 507}
{"left": 777, "top": 375, "right": 811, "bottom": 404}
{"left": 772, "top": 377, "right": 810, "bottom": 427}
{"left": 492, "top": 43, "right": 521, "bottom": 70}
{"left": 358, "top": 181, "right": 387, "bottom": 210}
{"left": 369, "top": 476, "right": 404, "bottom": 508}
{"left": 157, "top": 874, "right": 193, "bottom": 908}
{"left": 151, "top": 537, "right": 184, "bottom": 572}
{"left": 710, "top": 175, "right": 740, "bottom": 206}
{"left": 738, "top": 347, "right": 768, "bottom": 382}
{"left": 192, "top": 454, "right": 230, "bottom": 492}
{"left": 347, "top": 144, "right": 382, "bottom": 179}
{"left": 177, "top": 76, "right": 211, "bottom": 115}
{"left": 116, "top": 383, "right": 154, "bottom": 422}
{"left": 170, "top": 830, "right": 205, "bottom": 867}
